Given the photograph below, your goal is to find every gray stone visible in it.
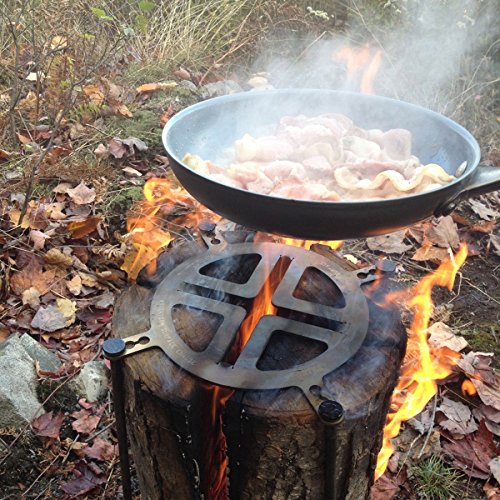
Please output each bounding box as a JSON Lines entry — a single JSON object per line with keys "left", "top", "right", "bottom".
{"left": 199, "top": 80, "right": 242, "bottom": 99}
{"left": 18, "top": 334, "right": 61, "bottom": 372}
{"left": 179, "top": 79, "right": 198, "bottom": 92}
{"left": 71, "top": 361, "right": 108, "bottom": 403}
{"left": 0, "top": 334, "right": 61, "bottom": 427}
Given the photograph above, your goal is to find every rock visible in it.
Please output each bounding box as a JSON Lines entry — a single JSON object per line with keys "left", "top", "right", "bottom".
{"left": 179, "top": 79, "right": 198, "bottom": 92}
{"left": 199, "top": 80, "right": 242, "bottom": 99}
{"left": 0, "top": 334, "right": 61, "bottom": 427}
{"left": 71, "top": 361, "right": 108, "bottom": 402}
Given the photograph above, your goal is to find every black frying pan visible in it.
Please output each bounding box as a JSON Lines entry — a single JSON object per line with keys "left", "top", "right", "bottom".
{"left": 162, "top": 89, "right": 500, "bottom": 240}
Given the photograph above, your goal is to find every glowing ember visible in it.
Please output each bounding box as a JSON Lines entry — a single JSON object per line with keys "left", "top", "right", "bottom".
{"left": 461, "top": 378, "right": 477, "bottom": 396}
{"left": 375, "top": 244, "right": 468, "bottom": 479}
{"left": 333, "top": 44, "right": 382, "bottom": 94}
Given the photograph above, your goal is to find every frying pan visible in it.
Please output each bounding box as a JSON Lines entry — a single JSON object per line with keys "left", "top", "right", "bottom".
{"left": 162, "top": 89, "right": 500, "bottom": 240}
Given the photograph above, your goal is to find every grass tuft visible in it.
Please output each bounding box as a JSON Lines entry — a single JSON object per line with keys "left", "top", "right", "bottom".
{"left": 411, "top": 455, "right": 464, "bottom": 500}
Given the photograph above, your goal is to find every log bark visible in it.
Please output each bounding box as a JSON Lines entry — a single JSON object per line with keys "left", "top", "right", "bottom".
{"left": 112, "top": 238, "right": 406, "bottom": 499}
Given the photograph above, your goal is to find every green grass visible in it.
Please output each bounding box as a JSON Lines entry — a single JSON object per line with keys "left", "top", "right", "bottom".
{"left": 411, "top": 455, "right": 464, "bottom": 500}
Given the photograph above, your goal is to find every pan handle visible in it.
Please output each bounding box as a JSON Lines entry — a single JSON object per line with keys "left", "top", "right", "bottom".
{"left": 435, "top": 164, "right": 500, "bottom": 217}
{"left": 459, "top": 164, "right": 500, "bottom": 199}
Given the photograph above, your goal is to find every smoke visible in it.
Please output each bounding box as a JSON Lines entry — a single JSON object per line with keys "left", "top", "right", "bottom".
{"left": 249, "top": 0, "right": 497, "bottom": 114}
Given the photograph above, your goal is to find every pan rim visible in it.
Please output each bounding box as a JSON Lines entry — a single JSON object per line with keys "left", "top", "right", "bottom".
{"left": 162, "top": 88, "right": 481, "bottom": 207}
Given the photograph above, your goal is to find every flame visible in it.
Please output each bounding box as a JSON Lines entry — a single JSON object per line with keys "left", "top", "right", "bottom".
{"left": 375, "top": 244, "right": 468, "bottom": 479}
{"left": 281, "top": 238, "right": 343, "bottom": 251}
{"left": 122, "top": 177, "right": 219, "bottom": 279}
{"left": 333, "top": 44, "right": 382, "bottom": 95}
{"left": 461, "top": 379, "right": 477, "bottom": 396}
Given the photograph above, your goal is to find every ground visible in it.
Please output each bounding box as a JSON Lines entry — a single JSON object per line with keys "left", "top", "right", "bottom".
{"left": 0, "top": 0, "right": 498, "bottom": 498}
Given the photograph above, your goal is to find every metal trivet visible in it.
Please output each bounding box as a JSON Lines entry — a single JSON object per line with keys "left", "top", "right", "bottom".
{"left": 104, "top": 233, "right": 384, "bottom": 499}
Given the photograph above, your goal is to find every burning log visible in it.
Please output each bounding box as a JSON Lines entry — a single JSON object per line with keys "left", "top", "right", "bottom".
{"left": 111, "top": 232, "right": 406, "bottom": 499}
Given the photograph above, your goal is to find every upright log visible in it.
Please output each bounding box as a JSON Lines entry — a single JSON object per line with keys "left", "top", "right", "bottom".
{"left": 112, "top": 238, "right": 406, "bottom": 499}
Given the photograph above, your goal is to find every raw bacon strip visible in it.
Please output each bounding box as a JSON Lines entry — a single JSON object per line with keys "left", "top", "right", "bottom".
{"left": 182, "top": 112, "right": 457, "bottom": 202}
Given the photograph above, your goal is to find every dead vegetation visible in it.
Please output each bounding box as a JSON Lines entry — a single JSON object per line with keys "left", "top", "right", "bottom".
{"left": 0, "top": 0, "right": 498, "bottom": 498}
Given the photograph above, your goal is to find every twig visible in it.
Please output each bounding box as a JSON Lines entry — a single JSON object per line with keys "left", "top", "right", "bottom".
{"left": 0, "top": 369, "right": 80, "bottom": 467}
{"left": 417, "top": 392, "right": 438, "bottom": 459}
{"left": 22, "top": 451, "right": 61, "bottom": 497}
{"left": 84, "top": 420, "right": 115, "bottom": 443}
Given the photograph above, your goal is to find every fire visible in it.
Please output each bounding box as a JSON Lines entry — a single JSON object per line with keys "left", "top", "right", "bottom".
{"left": 333, "top": 44, "right": 382, "bottom": 94}
{"left": 281, "top": 238, "right": 342, "bottom": 251}
{"left": 122, "top": 177, "right": 219, "bottom": 279}
{"left": 375, "top": 244, "right": 468, "bottom": 478}
{"left": 461, "top": 379, "right": 477, "bottom": 396}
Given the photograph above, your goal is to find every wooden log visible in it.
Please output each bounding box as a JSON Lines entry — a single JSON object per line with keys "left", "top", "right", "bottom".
{"left": 112, "top": 237, "right": 406, "bottom": 499}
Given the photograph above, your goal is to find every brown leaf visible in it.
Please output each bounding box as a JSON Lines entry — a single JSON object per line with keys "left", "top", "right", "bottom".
{"left": 427, "top": 216, "right": 459, "bottom": 249}
{"left": 67, "top": 275, "right": 82, "bottom": 296}
{"left": 427, "top": 322, "right": 468, "bottom": 352}
{"left": 443, "top": 421, "right": 499, "bottom": 479}
{"left": 94, "top": 143, "right": 108, "bottom": 158}
{"left": 489, "top": 457, "right": 500, "bottom": 483}
{"left": 44, "top": 248, "right": 73, "bottom": 268}
{"left": 122, "top": 137, "right": 148, "bottom": 152}
{"left": 122, "top": 166, "right": 142, "bottom": 177}
{"left": 469, "top": 219, "right": 496, "bottom": 234}
{"left": 438, "top": 397, "right": 478, "bottom": 436}
{"left": 412, "top": 245, "right": 450, "bottom": 263}
{"left": 160, "top": 104, "right": 175, "bottom": 126}
{"left": 113, "top": 102, "right": 133, "bottom": 118}
{"left": 31, "top": 298, "right": 76, "bottom": 332}
{"left": 83, "top": 84, "right": 105, "bottom": 105}
{"left": 21, "top": 286, "right": 41, "bottom": 308}
{"left": 68, "top": 216, "right": 102, "bottom": 239}
{"left": 472, "top": 377, "right": 500, "bottom": 411}
{"left": 71, "top": 412, "right": 100, "bottom": 434}
{"left": 30, "top": 230, "right": 50, "bottom": 250}
{"left": 366, "top": 230, "right": 412, "bottom": 254}
{"left": 84, "top": 437, "right": 117, "bottom": 461}
{"left": 32, "top": 411, "right": 64, "bottom": 440}
{"left": 483, "top": 483, "right": 500, "bottom": 500}
{"left": 173, "top": 67, "right": 191, "bottom": 80}
{"left": 67, "top": 182, "right": 96, "bottom": 205}
{"left": 52, "top": 182, "right": 72, "bottom": 194}
{"left": 10, "top": 259, "right": 55, "bottom": 296}
{"left": 107, "top": 137, "right": 127, "bottom": 159}
{"left": 10, "top": 205, "right": 49, "bottom": 230}
{"left": 469, "top": 199, "right": 500, "bottom": 221}
{"left": 61, "top": 461, "right": 106, "bottom": 496}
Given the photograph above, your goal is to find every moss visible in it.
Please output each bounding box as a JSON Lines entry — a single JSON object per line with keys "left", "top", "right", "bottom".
{"left": 36, "top": 378, "right": 78, "bottom": 414}
{"left": 459, "top": 323, "right": 500, "bottom": 363}
{"left": 104, "top": 84, "right": 200, "bottom": 155}
{"left": 103, "top": 185, "right": 145, "bottom": 233}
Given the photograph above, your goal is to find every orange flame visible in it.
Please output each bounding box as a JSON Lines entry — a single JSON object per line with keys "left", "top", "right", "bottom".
{"left": 122, "top": 177, "right": 219, "bottom": 279}
{"left": 375, "top": 244, "right": 468, "bottom": 478}
{"left": 333, "top": 44, "right": 382, "bottom": 95}
{"left": 281, "top": 238, "right": 343, "bottom": 251}
{"left": 461, "top": 379, "right": 477, "bottom": 396}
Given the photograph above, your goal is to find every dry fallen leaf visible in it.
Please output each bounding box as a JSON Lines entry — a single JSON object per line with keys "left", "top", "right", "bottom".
{"left": 31, "top": 298, "right": 76, "bottom": 332}
{"left": 489, "top": 456, "right": 500, "bottom": 483}
{"left": 67, "top": 182, "right": 96, "bottom": 205}
{"left": 438, "top": 396, "right": 478, "bottom": 436}
{"left": 68, "top": 216, "right": 102, "bottom": 239}
{"left": 30, "top": 230, "right": 50, "bottom": 250}
{"left": 484, "top": 483, "right": 500, "bottom": 500}
{"left": 83, "top": 84, "right": 105, "bottom": 105}
{"left": 122, "top": 166, "right": 142, "bottom": 177}
{"left": 427, "top": 322, "right": 468, "bottom": 352}
{"left": 10, "top": 259, "right": 55, "bottom": 296}
{"left": 412, "top": 245, "right": 450, "bottom": 262}
{"left": 71, "top": 410, "right": 100, "bottom": 434}
{"left": 44, "top": 248, "right": 73, "bottom": 268}
{"left": 107, "top": 137, "right": 127, "bottom": 159}
{"left": 32, "top": 411, "right": 65, "bottom": 440}
{"left": 443, "top": 421, "right": 499, "bottom": 479}
{"left": 427, "top": 216, "right": 460, "bottom": 249}
{"left": 52, "top": 182, "right": 73, "bottom": 194}
{"left": 84, "top": 437, "right": 117, "bottom": 461}
{"left": 61, "top": 461, "right": 106, "bottom": 496}
{"left": 94, "top": 143, "right": 108, "bottom": 158}
{"left": 469, "top": 199, "right": 500, "bottom": 221}
{"left": 366, "top": 230, "right": 412, "bottom": 254}
{"left": 21, "top": 286, "right": 41, "bottom": 308}
{"left": 66, "top": 274, "right": 82, "bottom": 296}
